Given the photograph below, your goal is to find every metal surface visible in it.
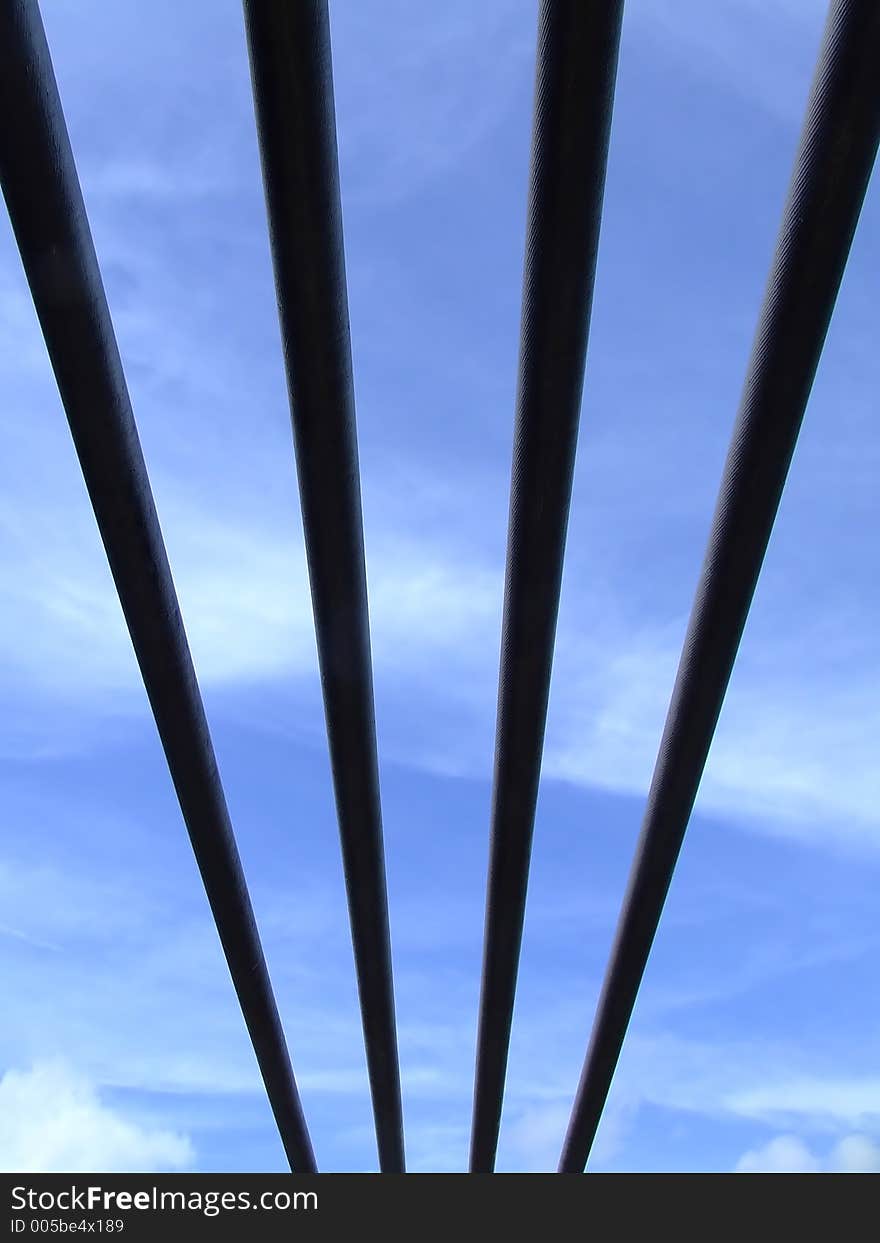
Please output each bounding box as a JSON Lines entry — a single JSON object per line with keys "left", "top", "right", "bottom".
{"left": 242, "top": 0, "right": 404, "bottom": 1172}
{"left": 0, "top": 0, "right": 317, "bottom": 1174}
{"left": 470, "top": 0, "right": 625, "bottom": 1174}
{"left": 559, "top": 0, "right": 880, "bottom": 1173}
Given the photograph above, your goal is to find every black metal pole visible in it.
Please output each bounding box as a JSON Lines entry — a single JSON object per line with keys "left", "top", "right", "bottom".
{"left": 0, "top": 0, "right": 317, "bottom": 1174}
{"left": 241, "top": 0, "right": 404, "bottom": 1172}
{"left": 469, "top": 0, "right": 625, "bottom": 1173}
{"left": 559, "top": 0, "right": 880, "bottom": 1173}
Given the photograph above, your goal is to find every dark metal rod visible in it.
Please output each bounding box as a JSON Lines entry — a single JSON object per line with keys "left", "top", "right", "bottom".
{"left": 559, "top": 0, "right": 880, "bottom": 1173}
{"left": 469, "top": 0, "right": 625, "bottom": 1173}
{"left": 241, "top": 0, "right": 404, "bottom": 1172}
{"left": 0, "top": 0, "right": 317, "bottom": 1174}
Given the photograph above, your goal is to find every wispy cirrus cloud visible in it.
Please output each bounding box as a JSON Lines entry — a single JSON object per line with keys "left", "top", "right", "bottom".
{"left": 1, "top": 474, "right": 879, "bottom": 849}
{"left": 495, "top": 1028, "right": 880, "bottom": 1172}
{"left": 2, "top": 0, "right": 878, "bottom": 1179}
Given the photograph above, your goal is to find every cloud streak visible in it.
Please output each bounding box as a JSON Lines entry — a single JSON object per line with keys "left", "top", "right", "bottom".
{"left": 1, "top": 474, "right": 878, "bottom": 850}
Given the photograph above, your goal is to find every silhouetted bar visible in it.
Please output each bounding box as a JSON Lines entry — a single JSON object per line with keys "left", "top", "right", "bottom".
{"left": 241, "top": 0, "right": 404, "bottom": 1172}
{"left": 0, "top": 0, "right": 316, "bottom": 1174}
{"left": 559, "top": 0, "right": 880, "bottom": 1173}
{"left": 469, "top": 0, "right": 625, "bottom": 1173}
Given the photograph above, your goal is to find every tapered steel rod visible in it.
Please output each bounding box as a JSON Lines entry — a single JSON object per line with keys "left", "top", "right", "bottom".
{"left": 241, "top": 0, "right": 404, "bottom": 1172}
{"left": 469, "top": 0, "right": 625, "bottom": 1173}
{"left": 559, "top": 0, "right": 880, "bottom": 1173}
{"left": 0, "top": 0, "right": 317, "bottom": 1173}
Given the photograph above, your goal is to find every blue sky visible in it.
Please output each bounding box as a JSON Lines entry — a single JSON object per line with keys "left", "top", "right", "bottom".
{"left": 1, "top": 0, "right": 878, "bottom": 1173}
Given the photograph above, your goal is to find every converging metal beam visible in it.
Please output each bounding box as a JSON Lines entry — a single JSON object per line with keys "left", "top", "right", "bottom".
{"left": 0, "top": 0, "right": 317, "bottom": 1174}
{"left": 470, "top": 0, "right": 625, "bottom": 1173}
{"left": 241, "top": 0, "right": 404, "bottom": 1172}
{"left": 559, "top": 0, "right": 880, "bottom": 1173}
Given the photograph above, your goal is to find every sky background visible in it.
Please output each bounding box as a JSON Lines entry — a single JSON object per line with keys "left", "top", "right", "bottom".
{"left": 1, "top": 0, "right": 878, "bottom": 1173}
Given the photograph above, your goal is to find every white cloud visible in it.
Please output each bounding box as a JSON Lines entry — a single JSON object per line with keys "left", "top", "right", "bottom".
{"left": 0, "top": 0, "right": 875, "bottom": 854}
{"left": 0, "top": 490, "right": 500, "bottom": 702}
{"left": 0, "top": 1063, "right": 193, "bottom": 1173}
{"left": 735, "top": 1134, "right": 820, "bottom": 1173}
{"left": 488, "top": 1022, "right": 880, "bottom": 1171}
{"left": 0, "top": 843, "right": 359, "bottom": 1104}
{"left": 597, "top": 1038, "right": 880, "bottom": 1173}
{"left": 725, "top": 1078, "right": 880, "bottom": 1130}
{"left": 0, "top": 0, "right": 876, "bottom": 851}
{"left": 506, "top": 1097, "right": 633, "bottom": 1171}
{"left": 829, "top": 1135, "right": 880, "bottom": 1173}
{"left": 2, "top": 422, "right": 879, "bottom": 860}
{"left": 543, "top": 608, "right": 880, "bottom": 847}
{"left": 736, "top": 1133, "right": 880, "bottom": 1173}
{"left": 507, "top": 1103, "right": 570, "bottom": 1171}
{"left": 2, "top": 478, "right": 879, "bottom": 849}
{"left": 492, "top": 1014, "right": 880, "bottom": 1163}
{"left": 605, "top": 1035, "right": 880, "bottom": 1138}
